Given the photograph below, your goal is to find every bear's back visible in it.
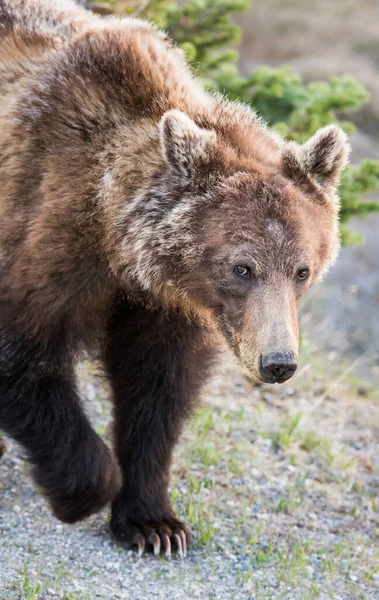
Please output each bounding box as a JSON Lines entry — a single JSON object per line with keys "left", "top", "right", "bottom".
{"left": 0, "top": 0, "right": 96, "bottom": 99}
{"left": 0, "top": 0, "right": 94, "bottom": 41}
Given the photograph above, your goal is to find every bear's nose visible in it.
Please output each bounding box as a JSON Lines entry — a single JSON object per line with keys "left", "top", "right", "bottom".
{"left": 259, "top": 352, "right": 298, "bottom": 384}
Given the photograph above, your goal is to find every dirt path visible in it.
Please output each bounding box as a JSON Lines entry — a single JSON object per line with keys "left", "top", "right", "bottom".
{"left": 1, "top": 353, "right": 379, "bottom": 600}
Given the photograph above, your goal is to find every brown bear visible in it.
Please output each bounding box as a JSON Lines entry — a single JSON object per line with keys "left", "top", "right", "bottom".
{"left": 0, "top": 0, "right": 348, "bottom": 558}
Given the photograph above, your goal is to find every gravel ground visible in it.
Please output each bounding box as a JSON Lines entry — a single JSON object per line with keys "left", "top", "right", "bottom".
{"left": 1, "top": 350, "right": 379, "bottom": 600}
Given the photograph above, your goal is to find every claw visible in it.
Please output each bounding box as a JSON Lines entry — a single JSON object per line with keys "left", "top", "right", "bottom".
{"left": 179, "top": 530, "right": 187, "bottom": 557}
{"left": 148, "top": 532, "right": 161, "bottom": 556}
{"left": 162, "top": 533, "right": 171, "bottom": 560}
{"left": 173, "top": 533, "right": 183, "bottom": 560}
{"left": 133, "top": 533, "right": 145, "bottom": 558}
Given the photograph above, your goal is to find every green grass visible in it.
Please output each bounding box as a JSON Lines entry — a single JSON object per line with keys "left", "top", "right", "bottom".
{"left": 260, "top": 413, "right": 302, "bottom": 449}
{"left": 6, "top": 563, "right": 92, "bottom": 600}
{"left": 18, "top": 576, "right": 41, "bottom": 600}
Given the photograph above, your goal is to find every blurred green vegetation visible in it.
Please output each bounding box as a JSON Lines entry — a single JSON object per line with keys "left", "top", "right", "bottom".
{"left": 91, "top": 0, "right": 379, "bottom": 244}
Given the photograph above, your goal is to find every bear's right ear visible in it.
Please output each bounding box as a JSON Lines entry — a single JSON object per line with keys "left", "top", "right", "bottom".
{"left": 159, "top": 110, "right": 216, "bottom": 179}
{"left": 282, "top": 125, "right": 350, "bottom": 193}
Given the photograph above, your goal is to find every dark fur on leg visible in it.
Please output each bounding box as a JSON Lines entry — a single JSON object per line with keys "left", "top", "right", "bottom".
{"left": 0, "top": 326, "right": 121, "bottom": 523}
{"left": 103, "top": 300, "right": 216, "bottom": 555}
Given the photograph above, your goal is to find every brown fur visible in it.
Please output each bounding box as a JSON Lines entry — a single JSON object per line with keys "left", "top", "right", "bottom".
{"left": 0, "top": 0, "right": 349, "bottom": 554}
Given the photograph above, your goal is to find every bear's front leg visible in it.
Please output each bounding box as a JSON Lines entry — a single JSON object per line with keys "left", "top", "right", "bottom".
{"left": 104, "top": 301, "right": 214, "bottom": 557}
{"left": 0, "top": 329, "right": 121, "bottom": 522}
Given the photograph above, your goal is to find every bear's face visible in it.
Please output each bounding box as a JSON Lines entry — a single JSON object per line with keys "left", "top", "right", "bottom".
{"left": 121, "top": 110, "right": 349, "bottom": 384}
{"left": 182, "top": 173, "right": 339, "bottom": 383}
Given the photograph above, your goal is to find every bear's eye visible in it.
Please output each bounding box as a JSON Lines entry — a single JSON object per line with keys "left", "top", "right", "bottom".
{"left": 234, "top": 265, "right": 251, "bottom": 278}
{"left": 296, "top": 267, "right": 310, "bottom": 281}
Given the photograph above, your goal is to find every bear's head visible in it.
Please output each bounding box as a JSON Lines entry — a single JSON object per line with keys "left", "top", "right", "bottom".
{"left": 120, "top": 109, "right": 349, "bottom": 384}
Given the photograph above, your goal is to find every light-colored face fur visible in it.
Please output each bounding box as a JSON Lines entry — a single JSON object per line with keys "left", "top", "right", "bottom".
{"left": 118, "top": 111, "right": 349, "bottom": 383}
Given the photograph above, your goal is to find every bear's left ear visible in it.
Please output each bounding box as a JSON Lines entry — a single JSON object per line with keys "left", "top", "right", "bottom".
{"left": 159, "top": 110, "right": 217, "bottom": 179}
{"left": 282, "top": 125, "right": 350, "bottom": 192}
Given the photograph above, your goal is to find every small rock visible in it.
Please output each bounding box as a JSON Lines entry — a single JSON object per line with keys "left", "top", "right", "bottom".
{"left": 358, "top": 455, "right": 374, "bottom": 473}
{"left": 86, "top": 383, "right": 96, "bottom": 401}
{"left": 105, "top": 561, "right": 120, "bottom": 572}
{"left": 348, "top": 284, "right": 359, "bottom": 297}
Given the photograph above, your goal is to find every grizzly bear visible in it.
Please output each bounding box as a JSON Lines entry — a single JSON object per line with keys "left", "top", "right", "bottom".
{"left": 0, "top": 0, "right": 348, "bottom": 557}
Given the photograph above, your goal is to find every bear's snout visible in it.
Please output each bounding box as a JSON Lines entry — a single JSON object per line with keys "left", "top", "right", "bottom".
{"left": 258, "top": 351, "right": 298, "bottom": 384}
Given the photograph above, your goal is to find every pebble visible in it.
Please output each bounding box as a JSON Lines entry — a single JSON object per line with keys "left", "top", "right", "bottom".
{"left": 105, "top": 561, "right": 121, "bottom": 572}
{"left": 263, "top": 393, "right": 274, "bottom": 404}
{"left": 86, "top": 383, "right": 96, "bottom": 401}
